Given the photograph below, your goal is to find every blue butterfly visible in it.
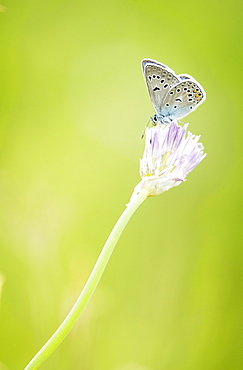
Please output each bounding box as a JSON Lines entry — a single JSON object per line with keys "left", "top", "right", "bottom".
{"left": 142, "top": 59, "right": 206, "bottom": 124}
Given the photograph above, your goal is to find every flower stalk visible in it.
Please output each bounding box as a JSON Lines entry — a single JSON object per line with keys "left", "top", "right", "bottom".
{"left": 24, "top": 188, "right": 149, "bottom": 370}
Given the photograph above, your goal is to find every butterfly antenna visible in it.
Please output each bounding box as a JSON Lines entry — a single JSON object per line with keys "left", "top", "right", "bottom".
{"left": 141, "top": 118, "right": 151, "bottom": 139}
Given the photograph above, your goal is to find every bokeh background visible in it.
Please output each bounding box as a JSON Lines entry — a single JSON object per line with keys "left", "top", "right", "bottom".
{"left": 0, "top": 0, "right": 242, "bottom": 369}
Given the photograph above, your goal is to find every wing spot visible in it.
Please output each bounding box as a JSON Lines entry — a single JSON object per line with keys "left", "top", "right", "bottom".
{"left": 157, "top": 75, "right": 160, "bottom": 79}
{"left": 163, "top": 84, "right": 169, "bottom": 89}
{"left": 169, "top": 91, "right": 174, "bottom": 95}
{"left": 188, "top": 98, "right": 193, "bottom": 102}
{"left": 173, "top": 105, "right": 177, "bottom": 109}
{"left": 153, "top": 75, "right": 156, "bottom": 78}
{"left": 153, "top": 86, "right": 160, "bottom": 92}
{"left": 188, "top": 94, "right": 193, "bottom": 97}
{"left": 165, "top": 103, "right": 170, "bottom": 107}
{"left": 176, "top": 88, "right": 181, "bottom": 93}
{"left": 189, "top": 106, "right": 193, "bottom": 109}
{"left": 148, "top": 76, "right": 152, "bottom": 81}
{"left": 175, "top": 98, "right": 182, "bottom": 102}
{"left": 183, "top": 87, "right": 187, "bottom": 91}
{"left": 160, "top": 79, "right": 165, "bottom": 83}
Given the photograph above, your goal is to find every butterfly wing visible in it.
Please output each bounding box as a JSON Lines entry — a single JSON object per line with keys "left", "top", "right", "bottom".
{"left": 142, "top": 59, "right": 180, "bottom": 114}
{"left": 159, "top": 78, "right": 206, "bottom": 121}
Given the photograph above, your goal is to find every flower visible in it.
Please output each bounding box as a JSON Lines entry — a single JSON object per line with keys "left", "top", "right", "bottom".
{"left": 133, "top": 121, "right": 206, "bottom": 197}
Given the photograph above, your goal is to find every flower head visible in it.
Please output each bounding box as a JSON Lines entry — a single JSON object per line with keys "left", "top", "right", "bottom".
{"left": 133, "top": 121, "right": 206, "bottom": 197}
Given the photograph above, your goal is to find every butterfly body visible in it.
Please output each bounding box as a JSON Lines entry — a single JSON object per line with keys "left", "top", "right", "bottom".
{"left": 142, "top": 59, "right": 206, "bottom": 124}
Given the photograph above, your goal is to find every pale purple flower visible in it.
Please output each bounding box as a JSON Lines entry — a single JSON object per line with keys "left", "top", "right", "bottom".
{"left": 133, "top": 121, "right": 206, "bottom": 197}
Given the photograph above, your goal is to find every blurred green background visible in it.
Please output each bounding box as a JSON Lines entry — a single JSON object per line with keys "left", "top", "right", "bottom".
{"left": 0, "top": 0, "right": 242, "bottom": 369}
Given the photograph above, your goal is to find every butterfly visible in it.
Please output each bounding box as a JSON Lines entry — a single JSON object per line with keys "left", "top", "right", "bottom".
{"left": 142, "top": 59, "right": 206, "bottom": 124}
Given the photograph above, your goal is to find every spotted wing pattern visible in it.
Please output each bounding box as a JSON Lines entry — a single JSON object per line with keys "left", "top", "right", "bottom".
{"left": 142, "top": 59, "right": 180, "bottom": 114}
{"left": 159, "top": 79, "right": 206, "bottom": 120}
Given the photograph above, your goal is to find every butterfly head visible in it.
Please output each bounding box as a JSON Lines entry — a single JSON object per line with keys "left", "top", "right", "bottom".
{"left": 151, "top": 114, "right": 173, "bottom": 125}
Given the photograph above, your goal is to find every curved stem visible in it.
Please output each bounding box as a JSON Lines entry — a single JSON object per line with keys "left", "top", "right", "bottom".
{"left": 24, "top": 188, "right": 148, "bottom": 370}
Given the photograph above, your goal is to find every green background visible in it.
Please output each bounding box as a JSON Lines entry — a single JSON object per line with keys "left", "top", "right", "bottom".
{"left": 0, "top": 0, "right": 242, "bottom": 369}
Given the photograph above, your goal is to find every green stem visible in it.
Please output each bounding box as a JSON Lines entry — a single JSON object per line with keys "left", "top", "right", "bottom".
{"left": 24, "top": 188, "right": 148, "bottom": 370}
